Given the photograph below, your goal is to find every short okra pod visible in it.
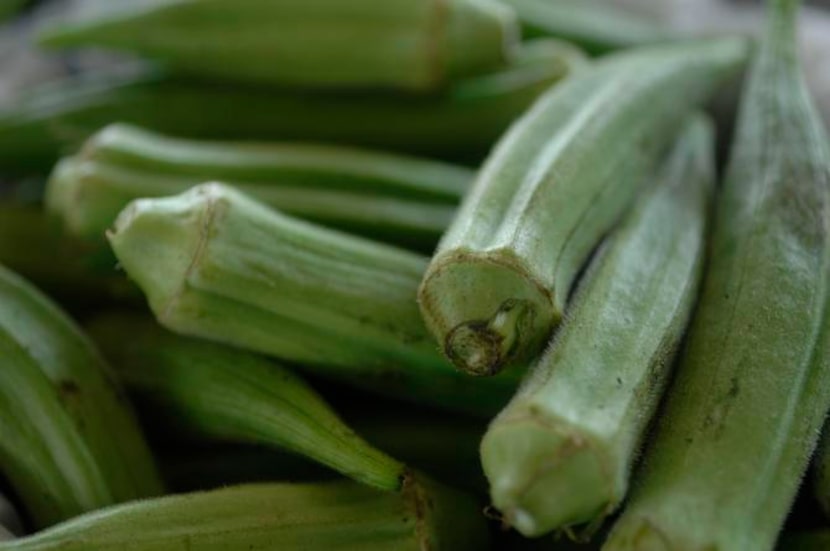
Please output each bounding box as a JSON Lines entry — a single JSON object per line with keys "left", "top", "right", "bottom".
{"left": 0, "top": 477, "right": 490, "bottom": 551}
{"left": 481, "top": 114, "right": 715, "bottom": 538}
{"left": 107, "top": 183, "right": 521, "bottom": 417}
{"left": 605, "top": 1, "right": 830, "bottom": 549}
{"left": 418, "top": 37, "right": 747, "bottom": 376}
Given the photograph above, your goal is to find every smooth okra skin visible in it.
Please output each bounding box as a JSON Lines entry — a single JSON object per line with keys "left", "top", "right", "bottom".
{"left": 85, "top": 313, "right": 407, "bottom": 492}
{"left": 45, "top": 123, "right": 473, "bottom": 251}
{"left": 39, "top": 0, "right": 517, "bottom": 92}
{"left": 0, "top": 477, "right": 490, "bottom": 551}
{"left": 107, "top": 183, "right": 521, "bottom": 417}
{"left": 481, "top": 115, "right": 714, "bottom": 538}
{"left": 0, "top": 266, "right": 163, "bottom": 529}
{"left": 0, "top": 39, "right": 584, "bottom": 174}
{"left": 418, "top": 37, "right": 747, "bottom": 376}
{"left": 604, "top": 1, "right": 830, "bottom": 550}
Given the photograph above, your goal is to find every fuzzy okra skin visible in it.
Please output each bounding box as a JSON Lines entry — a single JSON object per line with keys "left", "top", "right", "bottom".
{"left": 0, "top": 266, "right": 163, "bottom": 529}
{"left": 85, "top": 313, "right": 407, "bottom": 492}
{"left": 418, "top": 37, "right": 747, "bottom": 376}
{"left": 0, "top": 477, "right": 490, "bottom": 551}
{"left": 107, "top": 183, "right": 521, "bottom": 417}
{"left": 45, "top": 123, "right": 473, "bottom": 251}
{"left": 0, "top": 39, "right": 585, "bottom": 174}
{"left": 604, "top": 1, "right": 830, "bottom": 550}
{"left": 481, "top": 115, "right": 714, "bottom": 538}
{"left": 39, "top": 0, "right": 517, "bottom": 92}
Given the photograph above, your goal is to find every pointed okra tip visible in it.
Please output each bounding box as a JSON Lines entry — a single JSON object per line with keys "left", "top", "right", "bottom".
{"left": 480, "top": 406, "right": 615, "bottom": 538}
{"left": 107, "top": 182, "right": 228, "bottom": 323}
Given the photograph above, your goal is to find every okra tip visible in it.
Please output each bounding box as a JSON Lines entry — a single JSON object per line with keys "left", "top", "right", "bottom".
{"left": 603, "top": 518, "right": 674, "bottom": 551}
{"left": 418, "top": 253, "right": 555, "bottom": 376}
{"left": 480, "top": 408, "right": 613, "bottom": 537}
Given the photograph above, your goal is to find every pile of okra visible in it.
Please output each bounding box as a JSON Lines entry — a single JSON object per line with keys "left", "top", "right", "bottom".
{"left": 0, "top": 0, "right": 828, "bottom": 549}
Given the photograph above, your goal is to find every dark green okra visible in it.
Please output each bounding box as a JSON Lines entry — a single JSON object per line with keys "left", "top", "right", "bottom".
{"left": 85, "top": 313, "right": 406, "bottom": 492}
{"left": 0, "top": 477, "right": 490, "bottom": 551}
{"left": 0, "top": 39, "right": 586, "bottom": 173}
{"left": 46, "top": 123, "right": 473, "bottom": 251}
{"left": 39, "top": 0, "right": 517, "bottom": 92}
{"left": 418, "top": 37, "right": 747, "bottom": 376}
{"left": 481, "top": 115, "right": 714, "bottom": 538}
{"left": 0, "top": 266, "right": 163, "bottom": 528}
{"left": 605, "top": 1, "right": 830, "bottom": 550}
{"left": 814, "top": 428, "right": 830, "bottom": 519}
{"left": 107, "top": 183, "right": 521, "bottom": 417}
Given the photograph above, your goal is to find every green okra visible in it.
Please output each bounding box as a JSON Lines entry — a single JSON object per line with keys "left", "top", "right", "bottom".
{"left": 480, "top": 115, "right": 715, "bottom": 538}
{"left": 604, "top": 1, "right": 830, "bottom": 550}
{"left": 39, "top": 0, "right": 517, "bottom": 92}
{"left": 107, "top": 183, "right": 521, "bottom": 417}
{"left": 496, "top": 0, "right": 673, "bottom": 54}
{"left": 0, "top": 39, "right": 585, "bottom": 174}
{"left": 813, "top": 428, "right": 830, "bottom": 518}
{"left": 46, "top": 123, "right": 473, "bottom": 251}
{"left": 418, "top": 37, "right": 747, "bottom": 376}
{"left": 85, "top": 312, "right": 407, "bottom": 492}
{"left": 0, "top": 266, "right": 163, "bottom": 529}
{"left": 0, "top": 477, "right": 490, "bottom": 551}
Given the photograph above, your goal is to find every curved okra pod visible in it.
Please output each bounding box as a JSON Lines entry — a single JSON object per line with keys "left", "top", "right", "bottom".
{"left": 107, "top": 183, "right": 521, "bottom": 417}
{"left": 605, "top": 1, "right": 830, "bottom": 550}
{"left": 0, "top": 477, "right": 490, "bottom": 551}
{"left": 480, "top": 115, "right": 714, "bottom": 537}
{"left": 39, "top": 0, "right": 518, "bottom": 92}
{"left": 0, "top": 39, "right": 585, "bottom": 174}
{"left": 85, "top": 313, "right": 407, "bottom": 492}
{"left": 418, "top": 37, "right": 747, "bottom": 376}
{"left": 45, "top": 124, "right": 473, "bottom": 252}
{"left": 0, "top": 266, "right": 163, "bottom": 528}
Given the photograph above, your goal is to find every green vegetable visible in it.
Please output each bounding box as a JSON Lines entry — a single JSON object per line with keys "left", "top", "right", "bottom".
{"left": 107, "top": 183, "right": 521, "bottom": 417}
{"left": 605, "top": 1, "right": 830, "bottom": 549}
{"left": 813, "top": 428, "right": 830, "bottom": 519}
{"left": 0, "top": 39, "right": 585, "bottom": 174}
{"left": 86, "top": 313, "right": 406, "bottom": 492}
{"left": 39, "top": 0, "right": 518, "bottom": 92}
{"left": 0, "top": 265, "right": 163, "bottom": 528}
{"left": 46, "top": 123, "right": 473, "bottom": 251}
{"left": 0, "top": 477, "right": 490, "bottom": 551}
{"left": 480, "top": 115, "right": 714, "bottom": 538}
{"left": 418, "top": 37, "right": 747, "bottom": 376}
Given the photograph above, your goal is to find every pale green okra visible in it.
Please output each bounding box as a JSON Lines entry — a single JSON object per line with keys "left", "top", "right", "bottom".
{"left": 85, "top": 313, "right": 407, "bottom": 492}
{"left": 39, "top": 0, "right": 517, "bottom": 92}
{"left": 107, "top": 183, "right": 521, "bottom": 417}
{"left": 481, "top": 115, "right": 715, "bottom": 538}
{"left": 604, "top": 1, "right": 830, "bottom": 550}
{"left": 46, "top": 123, "right": 473, "bottom": 251}
{"left": 418, "top": 37, "right": 747, "bottom": 376}
{"left": 0, "top": 266, "right": 163, "bottom": 529}
{"left": 0, "top": 478, "right": 490, "bottom": 551}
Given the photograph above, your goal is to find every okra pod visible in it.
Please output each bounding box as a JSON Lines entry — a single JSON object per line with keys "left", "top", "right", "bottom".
{"left": 605, "top": 1, "right": 830, "bottom": 550}
{"left": 46, "top": 123, "right": 473, "bottom": 251}
{"left": 40, "top": 0, "right": 518, "bottom": 92}
{"left": 107, "top": 183, "right": 521, "bottom": 417}
{"left": 0, "top": 477, "right": 490, "bottom": 551}
{"left": 418, "top": 37, "right": 747, "bottom": 376}
{"left": 0, "top": 266, "right": 163, "bottom": 528}
{"left": 85, "top": 312, "right": 407, "bottom": 492}
{"left": 481, "top": 115, "right": 714, "bottom": 538}
{"left": 0, "top": 39, "right": 585, "bottom": 173}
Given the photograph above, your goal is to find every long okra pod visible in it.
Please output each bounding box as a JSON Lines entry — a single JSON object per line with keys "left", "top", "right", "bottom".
{"left": 418, "top": 37, "right": 747, "bottom": 376}
{"left": 0, "top": 266, "right": 163, "bottom": 528}
{"left": 605, "top": 1, "right": 830, "bottom": 549}
{"left": 480, "top": 115, "right": 714, "bottom": 538}
{"left": 85, "top": 313, "right": 406, "bottom": 492}
{"left": 0, "top": 40, "right": 585, "bottom": 173}
{"left": 46, "top": 124, "right": 473, "bottom": 251}
{"left": 107, "top": 183, "right": 521, "bottom": 417}
{"left": 40, "top": 0, "right": 517, "bottom": 92}
{"left": 0, "top": 478, "right": 490, "bottom": 551}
